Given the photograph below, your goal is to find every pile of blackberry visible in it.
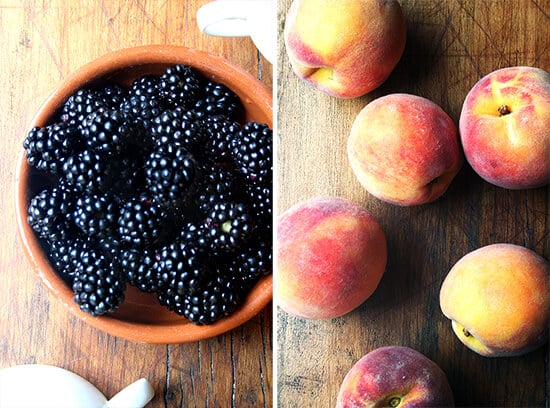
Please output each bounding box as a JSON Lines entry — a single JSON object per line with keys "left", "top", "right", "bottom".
{"left": 23, "top": 64, "right": 272, "bottom": 324}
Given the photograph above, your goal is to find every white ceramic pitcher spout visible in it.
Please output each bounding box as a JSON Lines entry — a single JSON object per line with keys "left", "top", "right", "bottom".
{"left": 197, "top": 0, "right": 275, "bottom": 64}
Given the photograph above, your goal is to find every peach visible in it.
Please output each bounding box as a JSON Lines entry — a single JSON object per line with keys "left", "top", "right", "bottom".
{"left": 439, "top": 243, "right": 550, "bottom": 357}
{"left": 459, "top": 66, "right": 550, "bottom": 189}
{"left": 283, "top": 0, "right": 406, "bottom": 98}
{"left": 336, "top": 346, "right": 454, "bottom": 407}
{"left": 276, "top": 196, "right": 387, "bottom": 319}
{"left": 347, "top": 93, "right": 463, "bottom": 206}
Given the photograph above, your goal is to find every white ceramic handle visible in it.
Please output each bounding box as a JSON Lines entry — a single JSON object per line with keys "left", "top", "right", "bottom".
{"left": 197, "top": 0, "right": 259, "bottom": 37}
{"left": 104, "top": 378, "right": 155, "bottom": 408}
{"left": 197, "top": 0, "right": 274, "bottom": 63}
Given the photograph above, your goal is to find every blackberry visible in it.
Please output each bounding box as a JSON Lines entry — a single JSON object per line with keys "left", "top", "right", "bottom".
{"left": 119, "top": 93, "right": 164, "bottom": 136}
{"left": 159, "top": 64, "right": 202, "bottom": 109}
{"left": 230, "top": 236, "right": 272, "bottom": 291}
{"left": 62, "top": 149, "right": 107, "bottom": 192}
{"left": 145, "top": 142, "right": 197, "bottom": 205}
{"left": 82, "top": 109, "right": 136, "bottom": 156}
{"left": 117, "top": 194, "right": 165, "bottom": 248}
{"left": 128, "top": 74, "right": 162, "bottom": 100}
{"left": 195, "top": 165, "right": 242, "bottom": 215}
{"left": 155, "top": 236, "right": 206, "bottom": 296}
{"left": 204, "top": 201, "right": 254, "bottom": 253}
{"left": 97, "top": 236, "right": 123, "bottom": 261}
{"left": 193, "top": 81, "right": 242, "bottom": 121}
{"left": 72, "top": 248, "right": 126, "bottom": 316}
{"left": 201, "top": 115, "right": 241, "bottom": 162}
{"left": 103, "top": 150, "right": 147, "bottom": 198}
{"left": 27, "top": 184, "right": 76, "bottom": 241}
{"left": 244, "top": 182, "right": 272, "bottom": 222}
{"left": 232, "top": 122, "right": 272, "bottom": 184}
{"left": 150, "top": 108, "right": 205, "bottom": 153}
{"left": 180, "top": 271, "right": 242, "bottom": 325}
{"left": 72, "top": 192, "right": 118, "bottom": 238}
{"left": 47, "top": 236, "right": 89, "bottom": 285}
{"left": 155, "top": 252, "right": 244, "bottom": 325}
{"left": 120, "top": 248, "right": 162, "bottom": 293}
{"left": 62, "top": 149, "right": 142, "bottom": 195}
{"left": 61, "top": 85, "right": 126, "bottom": 125}
{"left": 178, "top": 220, "right": 207, "bottom": 250}
{"left": 23, "top": 122, "right": 82, "bottom": 174}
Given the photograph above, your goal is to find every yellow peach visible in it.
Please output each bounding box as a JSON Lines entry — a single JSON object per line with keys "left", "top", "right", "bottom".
{"left": 439, "top": 243, "right": 550, "bottom": 357}
{"left": 283, "top": 0, "right": 406, "bottom": 98}
{"left": 459, "top": 66, "right": 550, "bottom": 189}
{"left": 276, "top": 196, "right": 387, "bottom": 319}
{"left": 348, "top": 93, "right": 463, "bottom": 206}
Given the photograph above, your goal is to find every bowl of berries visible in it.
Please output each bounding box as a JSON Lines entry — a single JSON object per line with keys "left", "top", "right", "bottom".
{"left": 15, "top": 45, "right": 273, "bottom": 343}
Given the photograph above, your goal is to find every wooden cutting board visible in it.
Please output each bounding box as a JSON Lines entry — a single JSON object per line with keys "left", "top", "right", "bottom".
{"left": 276, "top": 0, "right": 549, "bottom": 406}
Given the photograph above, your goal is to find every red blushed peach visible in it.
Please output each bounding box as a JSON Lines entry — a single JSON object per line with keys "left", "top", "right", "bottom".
{"left": 347, "top": 93, "right": 463, "bottom": 206}
{"left": 459, "top": 66, "right": 550, "bottom": 189}
{"left": 440, "top": 243, "right": 550, "bottom": 357}
{"left": 336, "top": 346, "right": 455, "bottom": 407}
{"left": 276, "top": 196, "right": 387, "bottom": 319}
{"left": 283, "top": 0, "right": 406, "bottom": 98}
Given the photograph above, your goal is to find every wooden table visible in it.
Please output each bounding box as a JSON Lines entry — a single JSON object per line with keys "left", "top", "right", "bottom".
{"left": 0, "top": 1, "right": 272, "bottom": 407}
{"left": 277, "top": 1, "right": 549, "bottom": 407}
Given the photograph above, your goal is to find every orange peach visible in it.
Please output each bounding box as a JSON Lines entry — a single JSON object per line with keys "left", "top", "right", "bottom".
{"left": 459, "top": 66, "right": 550, "bottom": 189}
{"left": 283, "top": 0, "right": 406, "bottom": 98}
{"left": 336, "top": 346, "right": 454, "bottom": 407}
{"left": 439, "top": 243, "right": 550, "bottom": 357}
{"left": 348, "top": 93, "right": 463, "bottom": 206}
{"left": 276, "top": 196, "right": 387, "bottom": 319}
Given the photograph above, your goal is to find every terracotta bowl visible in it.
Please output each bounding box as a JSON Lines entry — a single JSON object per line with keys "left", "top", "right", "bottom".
{"left": 14, "top": 45, "right": 273, "bottom": 343}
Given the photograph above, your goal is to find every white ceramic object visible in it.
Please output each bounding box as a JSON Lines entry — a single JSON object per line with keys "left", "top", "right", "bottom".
{"left": 0, "top": 365, "right": 154, "bottom": 408}
{"left": 197, "top": 0, "right": 274, "bottom": 64}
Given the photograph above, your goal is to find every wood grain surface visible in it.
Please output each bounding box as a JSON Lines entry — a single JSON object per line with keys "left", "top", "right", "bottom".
{"left": 0, "top": 1, "right": 272, "bottom": 407}
{"left": 276, "top": 0, "right": 549, "bottom": 407}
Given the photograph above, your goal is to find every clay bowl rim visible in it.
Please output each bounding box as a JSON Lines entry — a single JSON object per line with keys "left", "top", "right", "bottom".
{"left": 14, "top": 44, "right": 273, "bottom": 344}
